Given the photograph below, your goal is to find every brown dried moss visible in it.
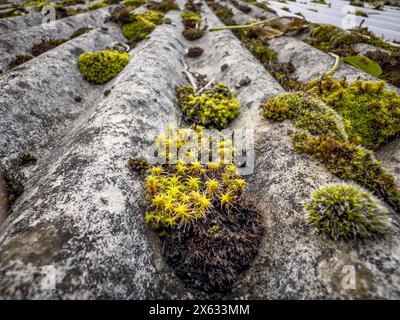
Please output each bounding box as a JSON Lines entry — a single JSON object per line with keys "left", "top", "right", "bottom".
{"left": 163, "top": 195, "right": 263, "bottom": 292}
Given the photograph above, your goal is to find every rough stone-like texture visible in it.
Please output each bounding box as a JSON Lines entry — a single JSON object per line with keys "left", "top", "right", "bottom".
{"left": 0, "top": 9, "right": 191, "bottom": 299}
{"left": 376, "top": 139, "right": 400, "bottom": 187}
{"left": 0, "top": 25, "right": 126, "bottom": 165}
{"left": 206, "top": 1, "right": 400, "bottom": 299}
{"left": 0, "top": 7, "right": 113, "bottom": 72}
{"left": 353, "top": 42, "right": 390, "bottom": 55}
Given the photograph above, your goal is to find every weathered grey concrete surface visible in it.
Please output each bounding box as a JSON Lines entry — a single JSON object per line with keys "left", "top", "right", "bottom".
{"left": 0, "top": 9, "right": 193, "bottom": 299}
{"left": 0, "top": 24, "right": 126, "bottom": 165}
{"left": 0, "top": 7, "right": 113, "bottom": 72}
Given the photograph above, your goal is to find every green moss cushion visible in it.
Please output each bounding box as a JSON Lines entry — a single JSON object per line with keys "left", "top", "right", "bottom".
{"left": 122, "top": 17, "right": 156, "bottom": 44}
{"left": 78, "top": 50, "right": 131, "bottom": 84}
{"left": 305, "top": 184, "right": 389, "bottom": 239}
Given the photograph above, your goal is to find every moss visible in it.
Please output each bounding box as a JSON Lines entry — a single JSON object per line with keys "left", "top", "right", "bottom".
{"left": 70, "top": 27, "right": 92, "bottom": 39}
{"left": 245, "top": 0, "right": 277, "bottom": 14}
{"left": 78, "top": 50, "right": 130, "bottom": 84}
{"left": 144, "top": 127, "right": 247, "bottom": 227}
{"left": 24, "top": 0, "right": 48, "bottom": 9}
{"left": 122, "top": 15, "right": 156, "bottom": 43}
{"left": 177, "top": 83, "right": 240, "bottom": 129}
{"left": 293, "top": 130, "right": 400, "bottom": 211}
{"left": 184, "top": 0, "right": 202, "bottom": 13}
{"left": 18, "top": 152, "right": 37, "bottom": 166}
{"left": 306, "top": 77, "right": 400, "bottom": 150}
{"left": 128, "top": 157, "right": 150, "bottom": 172}
{"left": 181, "top": 10, "right": 202, "bottom": 27}
{"left": 365, "top": 50, "right": 400, "bottom": 87}
{"left": 355, "top": 9, "right": 368, "bottom": 17}
{"left": 309, "top": 24, "right": 399, "bottom": 55}
{"left": 247, "top": 40, "right": 277, "bottom": 64}
{"left": 8, "top": 55, "right": 33, "bottom": 69}
{"left": 163, "top": 195, "right": 263, "bottom": 292}
{"left": 30, "top": 39, "right": 67, "bottom": 56}
{"left": 123, "top": 0, "right": 148, "bottom": 8}
{"left": 350, "top": 0, "right": 364, "bottom": 6}
{"left": 67, "top": 7, "right": 84, "bottom": 16}
{"left": 187, "top": 46, "right": 204, "bottom": 57}
{"left": 206, "top": 0, "right": 300, "bottom": 91}
{"left": 305, "top": 184, "right": 389, "bottom": 239}
{"left": 0, "top": 5, "right": 25, "bottom": 19}
{"left": 182, "top": 26, "right": 206, "bottom": 40}
{"left": 105, "top": 5, "right": 135, "bottom": 25}
{"left": 231, "top": 0, "right": 252, "bottom": 14}
{"left": 261, "top": 92, "right": 349, "bottom": 141}
{"left": 205, "top": 0, "right": 234, "bottom": 20}
{"left": 89, "top": 2, "right": 108, "bottom": 10}
{"left": 59, "top": 0, "right": 85, "bottom": 6}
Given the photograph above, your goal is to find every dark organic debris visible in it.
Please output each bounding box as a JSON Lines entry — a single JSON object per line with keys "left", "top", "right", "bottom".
{"left": 182, "top": 26, "right": 206, "bottom": 41}
{"left": 30, "top": 39, "right": 68, "bottom": 57}
{"left": 128, "top": 157, "right": 150, "bottom": 172}
{"left": 162, "top": 195, "right": 264, "bottom": 293}
{"left": 8, "top": 55, "right": 33, "bottom": 69}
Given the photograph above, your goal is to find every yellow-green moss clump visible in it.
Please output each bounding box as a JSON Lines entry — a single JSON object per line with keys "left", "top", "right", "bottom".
{"left": 78, "top": 50, "right": 130, "bottom": 84}
{"left": 293, "top": 130, "right": 400, "bottom": 211}
{"left": 121, "top": 10, "right": 164, "bottom": 44}
{"left": 306, "top": 77, "right": 400, "bottom": 150}
{"left": 129, "top": 125, "right": 263, "bottom": 292}
{"left": 305, "top": 184, "right": 389, "bottom": 239}
{"left": 142, "top": 126, "right": 246, "bottom": 228}
{"left": 177, "top": 84, "right": 240, "bottom": 129}
{"left": 261, "top": 92, "right": 348, "bottom": 141}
